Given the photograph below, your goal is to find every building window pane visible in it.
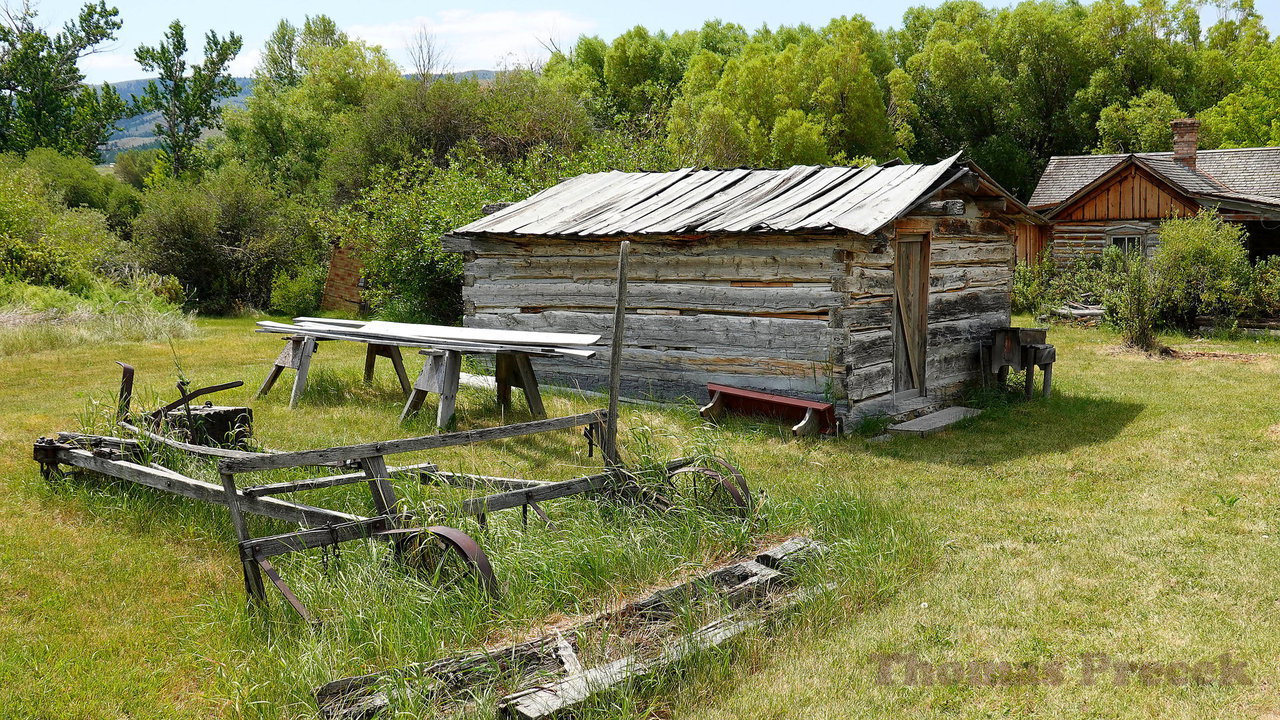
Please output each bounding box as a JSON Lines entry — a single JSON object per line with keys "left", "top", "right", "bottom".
{"left": 1111, "top": 235, "right": 1143, "bottom": 255}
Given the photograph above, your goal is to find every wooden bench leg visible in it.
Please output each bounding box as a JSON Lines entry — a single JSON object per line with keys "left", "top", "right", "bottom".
{"left": 513, "top": 353, "right": 545, "bottom": 419}
{"left": 385, "top": 346, "right": 411, "bottom": 396}
{"left": 436, "top": 350, "right": 462, "bottom": 428}
{"left": 400, "top": 352, "right": 441, "bottom": 422}
{"left": 1041, "top": 362, "right": 1053, "bottom": 398}
{"left": 363, "top": 344, "right": 378, "bottom": 384}
{"left": 288, "top": 336, "right": 317, "bottom": 409}
{"left": 257, "top": 364, "right": 285, "bottom": 397}
{"left": 1024, "top": 361, "right": 1035, "bottom": 400}
{"left": 495, "top": 352, "right": 516, "bottom": 412}
{"left": 791, "top": 407, "right": 820, "bottom": 437}
{"left": 699, "top": 391, "right": 726, "bottom": 421}
{"left": 259, "top": 336, "right": 303, "bottom": 397}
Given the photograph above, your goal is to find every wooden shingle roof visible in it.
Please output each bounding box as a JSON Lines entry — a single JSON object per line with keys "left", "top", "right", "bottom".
{"left": 1030, "top": 147, "right": 1280, "bottom": 212}
{"left": 456, "top": 153, "right": 1016, "bottom": 238}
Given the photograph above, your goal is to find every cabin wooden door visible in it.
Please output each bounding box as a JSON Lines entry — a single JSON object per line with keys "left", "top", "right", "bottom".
{"left": 893, "top": 234, "right": 929, "bottom": 395}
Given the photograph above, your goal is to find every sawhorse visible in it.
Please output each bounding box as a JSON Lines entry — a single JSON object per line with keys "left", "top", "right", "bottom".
{"left": 258, "top": 336, "right": 412, "bottom": 408}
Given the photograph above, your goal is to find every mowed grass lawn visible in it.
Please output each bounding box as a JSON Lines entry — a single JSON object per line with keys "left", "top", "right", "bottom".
{"left": 2, "top": 316, "right": 1279, "bottom": 718}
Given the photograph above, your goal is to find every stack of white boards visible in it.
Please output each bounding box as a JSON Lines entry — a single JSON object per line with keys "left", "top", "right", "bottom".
{"left": 255, "top": 317, "right": 600, "bottom": 358}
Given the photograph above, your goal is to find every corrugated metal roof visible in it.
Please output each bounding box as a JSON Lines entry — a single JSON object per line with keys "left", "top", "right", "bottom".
{"left": 1029, "top": 147, "right": 1280, "bottom": 210}
{"left": 456, "top": 154, "right": 967, "bottom": 237}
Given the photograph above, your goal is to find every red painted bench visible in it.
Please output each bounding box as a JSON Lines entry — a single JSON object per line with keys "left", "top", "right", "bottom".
{"left": 698, "top": 383, "right": 839, "bottom": 437}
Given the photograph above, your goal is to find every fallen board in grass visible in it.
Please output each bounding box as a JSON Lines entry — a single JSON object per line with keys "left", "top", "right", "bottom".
{"left": 698, "top": 383, "right": 839, "bottom": 436}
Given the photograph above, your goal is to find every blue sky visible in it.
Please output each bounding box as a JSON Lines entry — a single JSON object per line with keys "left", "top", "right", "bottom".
{"left": 57, "top": 0, "right": 1280, "bottom": 84}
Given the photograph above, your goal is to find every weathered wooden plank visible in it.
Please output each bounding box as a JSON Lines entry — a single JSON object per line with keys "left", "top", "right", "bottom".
{"left": 54, "top": 447, "right": 364, "bottom": 526}
{"left": 241, "top": 460, "right": 440, "bottom": 497}
{"left": 928, "top": 289, "right": 1010, "bottom": 323}
{"left": 468, "top": 311, "right": 832, "bottom": 361}
{"left": 466, "top": 253, "right": 838, "bottom": 284}
{"left": 467, "top": 282, "right": 845, "bottom": 314}
{"left": 844, "top": 360, "right": 893, "bottom": 401}
{"left": 837, "top": 298, "right": 893, "bottom": 331}
{"left": 219, "top": 411, "right": 607, "bottom": 473}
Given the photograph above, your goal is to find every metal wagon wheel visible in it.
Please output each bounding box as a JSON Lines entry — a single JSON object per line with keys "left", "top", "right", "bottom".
{"left": 393, "top": 526, "right": 500, "bottom": 598}
{"left": 667, "top": 459, "right": 752, "bottom": 517}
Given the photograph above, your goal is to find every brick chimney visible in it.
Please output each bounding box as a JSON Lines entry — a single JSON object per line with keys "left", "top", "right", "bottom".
{"left": 1171, "top": 118, "right": 1200, "bottom": 170}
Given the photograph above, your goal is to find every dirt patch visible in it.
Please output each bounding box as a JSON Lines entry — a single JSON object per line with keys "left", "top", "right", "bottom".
{"left": 1165, "top": 348, "right": 1266, "bottom": 363}
{"left": 1264, "top": 424, "right": 1280, "bottom": 439}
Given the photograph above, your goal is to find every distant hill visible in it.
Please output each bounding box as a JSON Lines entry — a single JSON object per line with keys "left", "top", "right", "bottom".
{"left": 99, "top": 70, "right": 496, "bottom": 162}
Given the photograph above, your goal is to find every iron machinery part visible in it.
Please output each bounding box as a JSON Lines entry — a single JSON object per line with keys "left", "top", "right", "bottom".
{"left": 698, "top": 456, "right": 751, "bottom": 509}
{"left": 667, "top": 464, "right": 752, "bottom": 517}
{"left": 146, "top": 380, "right": 246, "bottom": 425}
{"left": 391, "top": 525, "right": 499, "bottom": 598}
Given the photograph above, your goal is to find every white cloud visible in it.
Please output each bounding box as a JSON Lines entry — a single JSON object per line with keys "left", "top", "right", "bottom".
{"left": 347, "top": 9, "right": 595, "bottom": 72}
{"left": 80, "top": 52, "right": 142, "bottom": 79}
{"left": 228, "top": 48, "right": 262, "bottom": 78}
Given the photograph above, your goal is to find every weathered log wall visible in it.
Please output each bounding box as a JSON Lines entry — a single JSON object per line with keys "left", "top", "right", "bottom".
{"left": 449, "top": 195, "right": 1016, "bottom": 415}
{"left": 450, "top": 233, "right": 846, "bottom": 400}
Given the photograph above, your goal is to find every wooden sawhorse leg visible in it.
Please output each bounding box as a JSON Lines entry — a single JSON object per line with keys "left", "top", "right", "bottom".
{"left": 495, "top": 352, "right": 546, "bottom": 419}
{"left": 398, "top": 350, "right": 462, "bottom": 427}
{"left": 289, "top": 336, "right": 318, "bottom": 409}
{"left": 258, "top": 336, "right": 306, "bottom": 397}
{"left": 401, "top": 351, "right": 442, "bottom": 423}
{"left": 363, "top": 343, "right": 412, "bottom": 396}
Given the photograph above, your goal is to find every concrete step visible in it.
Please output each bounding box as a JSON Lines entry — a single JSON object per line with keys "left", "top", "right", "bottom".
{"left": 887, "top": 406, "right": 982, "bottom": 437}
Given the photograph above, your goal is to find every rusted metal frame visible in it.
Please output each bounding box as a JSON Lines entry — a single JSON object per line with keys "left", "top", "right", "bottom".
{"left": 255, "top": 553, "right": 318, "bottom": 624}
{"left": 219, "top": 410, "right": 608, "bottom": 474}
{"left": 144, "top": 380, "right": 245, "bottom": 425}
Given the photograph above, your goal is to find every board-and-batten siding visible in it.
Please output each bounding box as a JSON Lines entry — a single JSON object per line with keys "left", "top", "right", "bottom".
{"left": 1044, "top": 164, "right": 1198, "bottom": 265}
{"left": 451, "top": 201, "right": 1014, "bottom": 414}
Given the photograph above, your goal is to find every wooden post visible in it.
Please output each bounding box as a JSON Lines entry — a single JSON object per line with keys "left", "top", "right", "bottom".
{"left": 360, "top": 455, "right": 400, "bottom": 522}
{"left": 363, "top": 345, "right": 378, "bottom": 384}
{"left": 513, "top": 354, "right": 546, "bottom": 419}
{"left": 289, "top": 336, "right": 317, "bottom": 409}
{"left": 604, "top": 241, "right": 629, "bottom": 466}
{"left": 435, "top": 350, "right": 463, "bottom": 428}
{"left": 220, "top": 471, "right": 266, "bottom": 604}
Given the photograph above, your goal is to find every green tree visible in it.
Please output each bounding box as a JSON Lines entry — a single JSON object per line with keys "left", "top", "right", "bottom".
{"left": 1096, "top": 89, "right": 1185, "bottom": 152}
{"left": 132, "top": 20, "right": 243, "bottom": 176}
{"left": 0, "top": 1, "right": 126, "bottom": 158}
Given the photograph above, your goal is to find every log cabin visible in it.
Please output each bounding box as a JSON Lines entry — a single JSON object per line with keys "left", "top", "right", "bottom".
{"left": 1025, "top": 119, "right": 1280, "bottom": 264}
{"left": 443, "top": 155, "right": 1043, "bottom": 421}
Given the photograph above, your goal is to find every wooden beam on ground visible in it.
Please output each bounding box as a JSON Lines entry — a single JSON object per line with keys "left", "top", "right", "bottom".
{"left": 53, "top": 447, "right": 363, "bottom": 527}
{"left": 219, "top": 411, "right": 607, "bottom": 474}
{"left": 240, "top": 460, "right": 439, "bottom": 497}
{"left": 459, "top": 457, "right": 692, "bottom": 516}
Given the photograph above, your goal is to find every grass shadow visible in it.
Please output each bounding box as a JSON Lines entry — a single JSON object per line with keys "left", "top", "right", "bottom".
{"left": 863, "top": 391, "right": 1145, "bottom": 466}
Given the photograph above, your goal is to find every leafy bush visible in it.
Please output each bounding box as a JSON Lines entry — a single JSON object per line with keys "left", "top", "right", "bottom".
{"left": 1104, "top": 251, "right": 1160, "bottom": 351}
{"left": 1012, "top": 252, "right": 1054, "bottom": 314}
{"left": 132, "top": 162, "right": 324, "bottom": 313}
{"left": 1250, "top": 256, "right": 1280, "bottom": 318}
{"left": 22, "top": 147, "right": 142, "bottom": 231}
{"left": 269, "top": 264, "right": 326, "bottom": 317}
{"left": 1150, "top": 211, "right": 1250, "bottom": 329}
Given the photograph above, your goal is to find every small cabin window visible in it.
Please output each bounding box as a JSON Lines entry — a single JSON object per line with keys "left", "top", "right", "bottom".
{"left": 1111, "top": 235, "right": 1144, "bottom": 255}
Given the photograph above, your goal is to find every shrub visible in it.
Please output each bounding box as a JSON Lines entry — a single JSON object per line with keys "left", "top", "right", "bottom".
{"left": 132, "top": 163, "right": 324, "bottom": 313}
{"left": 23, "top": 147, "right": 142, "bottom": 231}
{"left": 1250, "top": 256, "right": 1280, "bottom": 318}
{"left": 269, "top": 264, "right": 326, "bottom": 317}
{"left": 1150, "top": 211, "right": 1250, "bottom": 328}
{"left": 1012, "top": 252, "right": 1054, "bottom": 314}
{"left": 1105, "top": 251, "right": 1160, "bottom": 351}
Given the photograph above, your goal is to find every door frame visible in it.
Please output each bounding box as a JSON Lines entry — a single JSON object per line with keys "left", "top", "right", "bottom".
{"left": 892, "top": 233, "right": 930, "bottom": 397}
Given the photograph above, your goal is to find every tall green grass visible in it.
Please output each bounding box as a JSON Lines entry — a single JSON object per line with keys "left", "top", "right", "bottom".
{"left": 51, "top": 368, "right": 933, "bottom": 719}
